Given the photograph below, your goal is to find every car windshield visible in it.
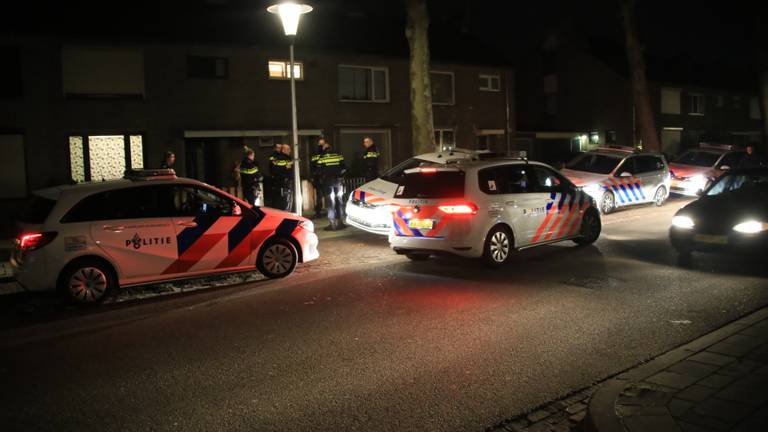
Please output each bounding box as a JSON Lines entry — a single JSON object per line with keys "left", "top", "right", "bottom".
{"left": 673, "top": 150, "right": 721, "bottom": 168}
{"left": 706, "top": 173, "right": 768, "bottom": 196}
{"left": 566, "top": 153, "right": 622, "bottom": 175}
{"left": 381, "top": 158, "right": 429, "bottom": 182}
{"left": 396, "top": 171, "right": 465, "bottom": 198}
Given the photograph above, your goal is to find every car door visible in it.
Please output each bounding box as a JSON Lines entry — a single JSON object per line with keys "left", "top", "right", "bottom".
{"left": 167, "top": 185, "right": 264, "bottom": 275}
{"left": 87, "top": 185, "right": 178, "bottom": 283}
{"left": 528, "top": 166, "right": 587, "bottom": 243}
{"left": 613, "top": 156, "right": 645, "bottom": 205}
{"left": 480, "top": 164, "right": 541, "bottom": 247}
{"left": 634, "top": 155, "right": 663, "bottom": 202}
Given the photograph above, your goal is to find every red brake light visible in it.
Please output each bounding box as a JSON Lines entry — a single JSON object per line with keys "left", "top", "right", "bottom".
{"left": 17, "top": 232, "right": 58, "bottom": 251}
{"left": 438, "top": 203, "right": 478, "bottom": 215}
{"left": 420, "top": 167, "right": 438, "bottom": 174}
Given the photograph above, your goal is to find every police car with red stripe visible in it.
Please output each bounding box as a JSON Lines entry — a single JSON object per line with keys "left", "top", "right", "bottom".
{"left": 387, "top": 157, "right": 601, "bottom": 266}
{"left": 10, "top": 169, "right": 318, "bottom": 304}
{"left": 560, "top": 146, "right": 670, "bottom": 214}
{"left": 346, "top": 148, "right": 495, "bottom": 235}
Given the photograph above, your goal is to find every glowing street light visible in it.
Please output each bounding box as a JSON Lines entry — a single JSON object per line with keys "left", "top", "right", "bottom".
{"left": 268, "top": 1, "right": 313, "bottom": 216}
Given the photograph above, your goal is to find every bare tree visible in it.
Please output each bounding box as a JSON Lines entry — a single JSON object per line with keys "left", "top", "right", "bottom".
{"left": 405, "top": 0, "right": 436, "bottom": 155}
{"left": 757, "top": 16, "right": 768, "bottom": 150}
{"left": 621, "top": 0, "right": 660, "bottom": 151}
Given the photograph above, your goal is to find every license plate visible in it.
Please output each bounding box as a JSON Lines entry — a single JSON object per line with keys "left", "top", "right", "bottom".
{"left": 694, "top": 234, "right": 727, "bottom": 245}
{"left": 408, "top": 219, "right": 434, "bottom": 229}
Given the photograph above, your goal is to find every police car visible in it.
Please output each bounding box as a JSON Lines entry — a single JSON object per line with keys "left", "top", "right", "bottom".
{"left": 669, "top": 144, "right": 746, "bottom": 196}
{"left": 345, "top": 148, "right": 495, "bottom": 235}
{"left": 10, "top": 169, "right": 319, "bottom": 304}
{"left": 560, "top": 146, "right": 670, "bottom": 214}
{"left": 387, "top": 158, "right": 601, "bottom": 266}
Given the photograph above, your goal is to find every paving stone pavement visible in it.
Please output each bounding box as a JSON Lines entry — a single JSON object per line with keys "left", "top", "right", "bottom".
{"left": 587, "top": 306, "right": 768, "bottom": 432}
{"left": 487, "top": 386, "right": 597, "bottom": 432}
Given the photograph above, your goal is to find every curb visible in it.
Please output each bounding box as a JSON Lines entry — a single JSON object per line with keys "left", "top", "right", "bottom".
{"left": 585, "top": 306, "right": 768, "bottom": 432}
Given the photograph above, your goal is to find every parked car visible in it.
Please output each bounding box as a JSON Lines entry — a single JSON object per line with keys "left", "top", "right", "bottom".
{"left": 387, "top": 158, "right": 601, "bottom": 266}
{"left": 560, "top": 146, "right": 671, "bottom": 214}
{"left": 670, "top": 167, "right": 768, "bottom": 257}
{"left": 669, "top": 143, "right": 746, "bottom": 196}
{"left": 11, "top": 169, "right": 319, "bottom": 304}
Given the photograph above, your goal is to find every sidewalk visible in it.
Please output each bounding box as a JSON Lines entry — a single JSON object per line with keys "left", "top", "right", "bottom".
{"left": 587, "top": 306, "right": 768, "bottom": 432}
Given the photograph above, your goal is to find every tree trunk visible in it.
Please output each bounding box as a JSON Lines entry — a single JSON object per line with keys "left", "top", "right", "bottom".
{"left": 405, "top": 0, "right": 436, "bottom": 155}
{"left": 758, "top": 17, "right": 768, "bottom": 151}
{"left": 621, "top": 0, "right": 660, "bottom": 151}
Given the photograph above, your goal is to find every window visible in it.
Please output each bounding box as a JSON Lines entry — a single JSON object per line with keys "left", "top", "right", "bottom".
{"left": 0, "top": 134, "right": 26, "bottom": 199}
{"left": 606, "top": 130, "right": 617, "bottom": 144}
{"left": 661, "top": 88, "right": 681, "bottom": 114}
{"left": 714, "top": 95, "right": 724, "bottom": 108}
{"left": 268, "top": 60, "right": 303, "bottom": 80}
{"left": 396, "top": 171, "right": 465, "bottom": 199}
{"left": 62, "top": 186, "right": 176, "bottom": 223}
{"left": 478, "top": 165, "right": 530, "bottom": 195}
{"left": 567, "top": 153, "right": 622, "bottom": 175}
{"left": 589, "top": 131, "right": 600, "bottom": 145}
{"left": 21, "top": 195, "right": 56, "bottom": 224}
{"left": 634, "top": 156, "right": 664, "bottom": 174}
{"left": 530, "top": 166, "right": 566, "bottom": 193}
{"left": 688, "top": 93, "right": 705, "bottom": 115}
{"left": 62, "top": 46, "right": 144, "bottom": 99}
{"left": 616, "top": 157, "right": 638, "bottom": 175}
{"left": 717, "top": 152, "right": 745, "bottom": 169}
{"left": 434, "top": 129, "right": 455, "bottom": 150}
{"left": 187, "top": 55, "right": 229, "bottom": 79}
{"left": 750, "top": 97, "right": 761, "bottom": 120}
{"left": 173, "top": 186, "right": 237, "bottom": 217}
{"left": 68, "top": 134, "right": 144, "bottom": 182}
{"left": 0, "top": 46, "right": 22, "bottom": 98}
{"left": 479, "top": 74, "right": 500, "bottom": 92}
{"left": 430, "top": 71, "right": 455, "bottom": 105}
{"left": 338, "top": 65, "right": 389, "bottom": 102}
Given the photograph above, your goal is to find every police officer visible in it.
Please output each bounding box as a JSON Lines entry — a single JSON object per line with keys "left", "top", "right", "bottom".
{"left": 281, "top": 144, "right": 295, "bottom": 212}
{"left": 317, "top": 140, "right": 347, "bottom": 231}
{"left": 739, "top": 144, "right": 765, "bottom": 168}
{"left": 269, "top": 143, "right": 293, "bottom": 211}
{"left": 160, "top": 151, "right": 175, "bottom": 170}
{"left": 310, "top": 139, "right": 326, "bottom": 217}
{"left": 361, "top": 136, "right": 380, "bottom": 182}
{"left": 239, "top": 147, "right": 262, "bottom": 206}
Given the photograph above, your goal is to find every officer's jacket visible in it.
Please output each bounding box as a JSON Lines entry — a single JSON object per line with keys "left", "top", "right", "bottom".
{"left": 362, "top": 145, "right": 380, "bottom": 179}
{"left": 269, "top": 151, "right": 293, "bottom": 181}
{"left": 239, "top": 158, "right": 261, "bottom": 188}
{"left": 317, "top": 151, "right": 346, "bottom": 182}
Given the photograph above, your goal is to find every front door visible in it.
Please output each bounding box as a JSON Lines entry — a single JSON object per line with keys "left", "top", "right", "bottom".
{"left": 527, "top": 166, "right": 588, "bottom": 243}
{"left": 88, "top": 185, "right": 178, "bottom": 282}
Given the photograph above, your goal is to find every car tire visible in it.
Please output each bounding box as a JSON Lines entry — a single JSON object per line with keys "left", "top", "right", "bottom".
{"left": 58, "top": 258, "right": 116, "bottom": 305}
{"left": 600, "top": 191, "right": 615, "bottom": 214}
{"left": 653, "top": 186, "right": 667, "bottom": 207}
{"left": 257, "top": 237, "right": 298, "bottom": 278}
{"left": 405, "top": 253, "right": 430, "bottom": 261}
{"left": 483, "top": 225, "right": 513, "bottom": 267}
{"left": 573, "top": 208, "right": 601, "bottom": 246}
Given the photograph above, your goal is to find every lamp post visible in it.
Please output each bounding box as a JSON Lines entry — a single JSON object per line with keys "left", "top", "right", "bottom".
{"left": 268, "top": 1, "right": 313, "bottom": 216}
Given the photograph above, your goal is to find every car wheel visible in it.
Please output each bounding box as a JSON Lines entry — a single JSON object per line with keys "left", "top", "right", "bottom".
{"left": 574, "top": 208, "right": 601, "bottom": 246}
{"left": 257, "top": 238, "right": 298, "bottom": 278}
{"left": 600, "top": 191, "right": 615, "bottom": 214}
{"left": 405, "top": 253, "right": 430, "bottom": 261}
{"left": 653, "top": 186, "right": 667, "bottom": 207}
{"left": 483, "top": 225, "right": 513, "bottom": 267}
{"left": 58, "top": 259, "right": 116, "bottom": 305}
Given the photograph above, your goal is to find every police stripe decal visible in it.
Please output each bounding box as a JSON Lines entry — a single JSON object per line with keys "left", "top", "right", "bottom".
{"left": 177, "top": 215, "right": 220, "bottom": 256}
{"left": 227, "top": 211, "right": 264, "bottom": 253}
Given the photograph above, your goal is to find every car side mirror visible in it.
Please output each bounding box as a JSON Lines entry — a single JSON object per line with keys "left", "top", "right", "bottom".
{"left": 720, "top": 165, "right": 730, "bottom": 171}
{"left": 619, "top": 172, "right": 632, "bottom": 177}
{"left": 695, "top": 190, "right": 704, "bottom": 197}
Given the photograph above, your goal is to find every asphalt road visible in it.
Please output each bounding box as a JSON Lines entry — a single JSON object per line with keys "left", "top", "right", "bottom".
{"left": 1, "top": 197, "right": 767, "bottom": 432}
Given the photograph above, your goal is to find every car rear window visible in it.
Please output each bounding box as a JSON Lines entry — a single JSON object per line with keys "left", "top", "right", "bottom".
{"left": 673, "top": 150, "right": 720, "bottom": 167}
{"left": 395, "top": 171, "right": 465, "bottom": 199}
{"left": 20, "top": 195, "right": 57, "bottom": 224}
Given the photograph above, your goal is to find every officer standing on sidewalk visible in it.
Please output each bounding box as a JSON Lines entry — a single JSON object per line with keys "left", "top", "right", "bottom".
{"left": 269, "top": 143, "right": 293, "bottom": 211}
{"left": 239, "top": 147, "right": 262, "bottom": 206}
{"left": 310, "top": 139, "right": 326, "bottom": 218}
{"left": 281, "top": 144, "right": 295, "bottom": 212}
{"left": 361, "top": 136, "right": 380, "bottom": 182}
{"left": 316, "top": 140, "right": 347, "bottom": 231}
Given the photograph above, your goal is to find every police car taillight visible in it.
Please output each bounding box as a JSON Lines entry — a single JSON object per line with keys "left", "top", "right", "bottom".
{"left": 420, "top": 167, "right": 438, "bottom": 174}
{"left": 16, "top": 232, "right": 58, "bottom": 251}
{"left": 438, "top": 203, "right": 478, "bottom": 215}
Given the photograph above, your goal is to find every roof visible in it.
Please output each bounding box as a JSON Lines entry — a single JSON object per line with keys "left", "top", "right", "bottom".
{"left": 33, "top": 177, "right": 205, "bottom": 201}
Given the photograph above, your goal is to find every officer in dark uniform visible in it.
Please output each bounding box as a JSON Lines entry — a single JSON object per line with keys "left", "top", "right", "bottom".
{"left": 310, "top": 139, "right": 326, "bottom": 217}
{"left": 281, "top": 144, "right": 295, "bottom": 213}
{"left": 160, "top": 151, "right": 175, "bottom": 170}
{"left": 739, "top": 144, "right": 765, "bottom": 168}
{"left": 269, "top": 144, "right": 293, "bottom": 211}
{"left": 239, "top": 147, "right": 262, "bottom": 206}
{"left": 316, "top": 141, "right": 347, "bottom": 231}
{"left": 361, "top": 136, "right": 380, "bottom": 182}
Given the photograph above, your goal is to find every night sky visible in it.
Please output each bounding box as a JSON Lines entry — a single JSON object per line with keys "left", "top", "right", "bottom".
{"left": 2, "top": 0, "right": 763, "bottom": 88}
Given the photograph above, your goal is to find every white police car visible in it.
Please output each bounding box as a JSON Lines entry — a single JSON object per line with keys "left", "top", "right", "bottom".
{"left": 669, "top": 144, "right": 746, "bottom": 196}
{"left": 560, "top": 146, "right": 670, "bottom": 214}
{"left": 11, "top": 169, "right": 319, "bottom": 304}
{"left": 345, "top": 148, "right": 495, "bottom": 235}
{"left": 387, "top": 159, "right": 601, "bottom": 265}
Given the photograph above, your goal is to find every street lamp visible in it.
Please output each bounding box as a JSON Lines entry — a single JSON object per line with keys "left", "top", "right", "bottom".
{"left": 267, "top": 1, "right": 313, "bottom": 216}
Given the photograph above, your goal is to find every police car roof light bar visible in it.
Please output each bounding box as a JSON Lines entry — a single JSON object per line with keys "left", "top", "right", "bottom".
{"left": 124, "top": 169, "right": 177, "bottom": 181}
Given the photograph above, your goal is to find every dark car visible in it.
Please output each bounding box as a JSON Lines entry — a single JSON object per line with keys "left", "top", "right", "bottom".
{"left": 669, "top": 167, "right": 768, "bottom": 257}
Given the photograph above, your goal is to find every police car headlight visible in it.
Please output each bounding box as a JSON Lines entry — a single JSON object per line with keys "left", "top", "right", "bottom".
{"left": 689, "top": 174, "right": 708, "bottom": 189}
{"left": 672, "top": 215, "right": 695, "bottom": 229}
{"left": 299, "top": 220, "right": 315, "bottom": 233}
{"left": 733, "top": 220, "right": 767, "bottom": 234}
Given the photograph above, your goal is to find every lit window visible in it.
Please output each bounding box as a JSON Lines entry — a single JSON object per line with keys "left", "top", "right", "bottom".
{"left": 68, "top": 134, "right": 144, "bottom": 182}
{"left": 434, "top": 129, "right": 455, "bottom": 150}
{"left": 268, "top": 60, "right": 303, "bottom": 80}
